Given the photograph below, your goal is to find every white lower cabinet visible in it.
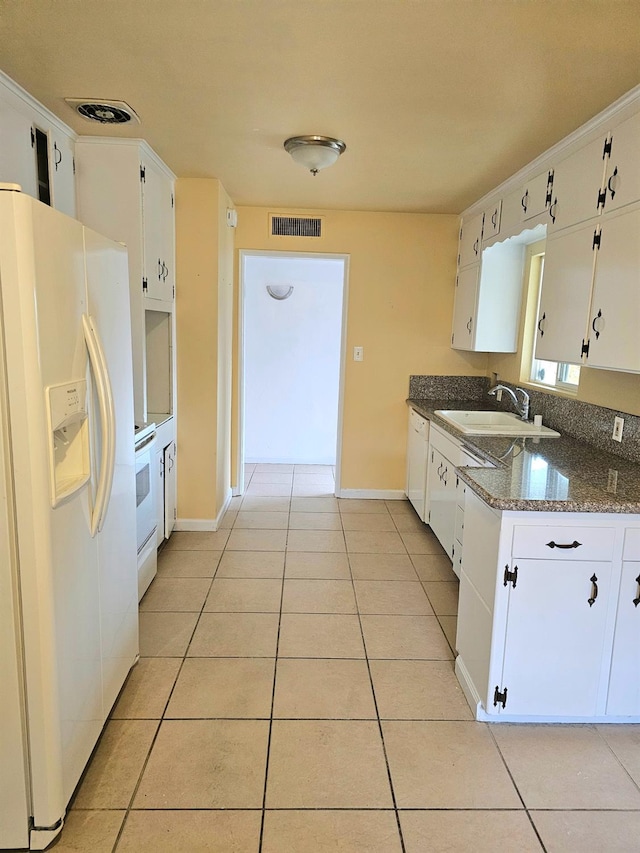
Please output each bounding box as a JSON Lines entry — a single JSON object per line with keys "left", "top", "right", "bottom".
{"left": 607, "top": 528, "right": 640, "bottom": 715}
{"left": 153, "top": 419, "right": 177, "bottom": 547}
{"left": 499, "top": 559, "right": 612, "bottom": 717}
{"left": 405, "top": 408, "right": 429, "bottom": 521}
{"left": 163, "top": 440, "right": 177, "bottom": 539}
{"left": 455, "top": 489, "right": 640, "bottom": 722}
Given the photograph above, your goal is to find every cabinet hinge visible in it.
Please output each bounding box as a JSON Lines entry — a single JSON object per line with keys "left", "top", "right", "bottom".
{"left": 547, "top": 169, "right": 554, "bottom": 188}
{"left": 493, "top": 686, "right": 508, "bottom": 709}
{"left": 581, "top": 339, "right": 590, "bottom": 358}
{"left": 72, "top": 156, "right": 76, "bottom": 176}
{"left": 596, "top": 188, "right": 607, "bottom": 210}
{"left": 174, "top": 508, "right": 177, "bottom": 520}
{"left": 171, "top": 192, "right": 174, "bottom": 208}
{"left": 592, "top": 228, "right": 602, "bottom": 250}
{"left": 503, "top": 564, "right": 518, "bottom": 588}
{"left": 142, "top": 277, "right": 148, "bottom": 293}
{"left": 431, "top": 450, "right": 434, "bottom": 464}
{"left": 172, "top": 284, "right": 175, "bottom": 299}
{"left": 451, "top": 543, "right": 455, "bottom": 558}
{"left": 451, "top": 333, "right": 454, "bottom": 346}
{"left": 30, "top": 126, "right": 35, "bottom": 147}
{"left": 140, "top": 165, "right": 146, "bottom": 182}
{"left": 602, "top": 136, "right": 613, "bottom": 159}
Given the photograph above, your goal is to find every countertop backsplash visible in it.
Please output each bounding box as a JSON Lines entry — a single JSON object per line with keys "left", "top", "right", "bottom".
{"left": 409, "top": 375, "right": 640, "bottom": 464}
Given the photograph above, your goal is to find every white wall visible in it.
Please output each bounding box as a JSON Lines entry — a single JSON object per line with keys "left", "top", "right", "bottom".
{"left": 243, "top": 254, "right": 344, "bottom": 464}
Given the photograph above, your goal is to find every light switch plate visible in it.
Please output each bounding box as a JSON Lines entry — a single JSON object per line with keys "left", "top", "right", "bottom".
{"left": 353, "top": 346, "right": 363, "bottom": 361}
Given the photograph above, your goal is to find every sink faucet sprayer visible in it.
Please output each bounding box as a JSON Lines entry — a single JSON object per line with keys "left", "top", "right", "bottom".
{"left": 488, "top": 384, "right": 530, "bottom": 421}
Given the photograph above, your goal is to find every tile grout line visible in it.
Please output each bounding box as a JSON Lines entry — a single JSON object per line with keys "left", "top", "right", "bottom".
{"left": 257, "top": 480, "right": 291, "bottom": 851}
{"left": 111, "top": 543, "right": 223, "bottom": 852}
{"left": 346, "top": 547, "right": 408, "bottom": 853}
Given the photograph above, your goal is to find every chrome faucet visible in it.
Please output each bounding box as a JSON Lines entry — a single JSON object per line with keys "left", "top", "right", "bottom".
{"left": 488, "top": 384, "right": 530, "bottom": 421}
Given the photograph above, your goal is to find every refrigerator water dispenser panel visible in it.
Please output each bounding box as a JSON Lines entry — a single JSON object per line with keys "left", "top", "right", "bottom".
{"left": 46, "top": 379, "right": 90, "bottom": 506}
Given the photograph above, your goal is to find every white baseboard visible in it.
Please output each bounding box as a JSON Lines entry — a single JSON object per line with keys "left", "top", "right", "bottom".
{"left": 174, "top": 518, "right": 218, "bottom": 532}
{"left": 175, "top": 490, "right": 233, "bottom": 533}
{"left": 335, "top": 488, "right": 407, "bottom": 500}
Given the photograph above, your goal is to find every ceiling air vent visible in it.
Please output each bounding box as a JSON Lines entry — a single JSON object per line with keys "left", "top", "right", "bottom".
{"left": 270, "top": 215, "right": 322, "bottom": 238}
{"left": 65, "top": 99, "right": 140, "bottom": 124}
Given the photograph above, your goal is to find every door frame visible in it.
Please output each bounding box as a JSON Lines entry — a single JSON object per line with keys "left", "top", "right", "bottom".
{"left": 236, "top": 249, "right": 350, "bottom": 495}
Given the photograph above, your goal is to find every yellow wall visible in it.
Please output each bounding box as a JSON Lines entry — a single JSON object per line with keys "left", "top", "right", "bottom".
{"left": 175, "top": 178, "right": 235, "bottom": 523}
{"left": 233, "top": 207, "right": 488, "bottom": 491}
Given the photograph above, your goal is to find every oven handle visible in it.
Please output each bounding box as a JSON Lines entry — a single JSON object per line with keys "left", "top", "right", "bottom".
{"left": 83, "top": 314, "right": 116, "bottom": 537}
{"left": 135, "top": 432, "right": 157, "bottom": 454}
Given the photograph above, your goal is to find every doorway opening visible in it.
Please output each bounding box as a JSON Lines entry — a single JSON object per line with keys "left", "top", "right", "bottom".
{"left": 237, "top": 251, "right": 349, "bottom": 495}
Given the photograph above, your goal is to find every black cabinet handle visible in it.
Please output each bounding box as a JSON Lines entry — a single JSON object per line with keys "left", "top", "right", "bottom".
{"left": 521, "top": 190, "right": 528, "bottom": 212}
{"left": 588, "top": 573, "right": 598, "bottom": 607}
{"left": 537, "top": 312, "right": 546, "bottom": 337}
{"left": 591, "top": 309, "right": 603, "bottom": 339}
{"left": 491, "top": 211, "right": 497, "bottom": 228}
{"left": 473, "top": 238, "right": 479, "bottom": 256}
{"left": 158, "top": 258, "right": 163, "bottom": 280}
{"left": 442, "top": 466, "right": 448, "bottom": 486}
{"left": 53, "top": 142, "right": 62, "bottom": 170}
{"left": 548, "top": 199, "right": 557, "bottom": 223}
{"left": 466, "top": 317, "right": 472, "bottom": 334}
{"left": 633, "top": 574, "right": 640, "bottom": 608}
{"left": 546, "top": 540, "right": 582, "bottom": 550}
{"left": 607, "top": 166, "right": 618, "bottom": 199}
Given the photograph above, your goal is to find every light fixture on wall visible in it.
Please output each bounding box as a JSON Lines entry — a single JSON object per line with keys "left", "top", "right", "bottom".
{"left": 266, "top": 284, "right": 294, "bottom": 301}
{"left": 284, "top": 135, "right": 346, "bottom": 176}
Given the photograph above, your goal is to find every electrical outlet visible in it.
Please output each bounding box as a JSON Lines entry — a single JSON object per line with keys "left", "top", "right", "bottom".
{"left": 353, "top": 346, "right": 363, "bottom": 362}
{"left": 495, "top": 389, "right": 503, "bottom": 402}
{"left": 612, "top": 416, "right": 624, "bottom": 442}
{"left": 607, "top": 469, "right": 619, "bottom": 493}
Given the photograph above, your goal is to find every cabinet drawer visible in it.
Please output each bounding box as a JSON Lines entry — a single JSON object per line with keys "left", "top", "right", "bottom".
{"left": 512, "top": 525, "right": 615, "bottom": 561}
{"left": 429, "top": 423, "right": 462, "bottom": 465}
{"left": 623, "top": 529, "right": 640, "bottom": 561}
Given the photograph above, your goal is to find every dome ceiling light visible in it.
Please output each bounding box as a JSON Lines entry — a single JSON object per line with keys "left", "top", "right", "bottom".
{"left": 284, "top": 135, "right": 346, "bottom": 176}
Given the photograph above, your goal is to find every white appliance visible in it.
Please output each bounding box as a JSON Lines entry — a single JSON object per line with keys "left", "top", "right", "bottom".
{"left": 406, "top": 407, "right": 429, "bottom": 520}
{"left": 0, "top": 186, "right": 138, "bottom": 850}
{"left": 135, "top": 421, "right": 157, "bottom": 600}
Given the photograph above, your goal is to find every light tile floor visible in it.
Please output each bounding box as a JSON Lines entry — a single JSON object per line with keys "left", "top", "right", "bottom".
{"left": 54, "top": 464, "right": 640, "bottom": 852}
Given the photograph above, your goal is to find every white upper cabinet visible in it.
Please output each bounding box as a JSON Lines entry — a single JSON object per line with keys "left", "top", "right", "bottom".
{"left": 482, "top": 200, "right": 502, "bottom": 242}
{"left": 452, "top": 238, "right": 525, "bottom": 353}
{"left": 535, "top": 220, "right": 596, "bottom": 365}
{"left": 451, "top": 265, "right": 479, "bottom": 351}
{"left": 536, "top": 204, "right": 640, "bottom": 372}
{"left": 585, "top": 207, "right": 640, "bottom": 372}
{"left": 141, "top": 157, "right": 175, "bottom": 303}
{"left": 0, "top": 75, "right": 76, "bottom": 218}
{"left": 601, "top": 110, "right": 640, "bottom": 215}
{"left": 547, "top": 136, "right": 607, "bottom": 232}
{"left": 458, "top": 211, "right": 484, "bottom": 268}
{"left": 520, "top": 168, "right": 554, "bottom": 221}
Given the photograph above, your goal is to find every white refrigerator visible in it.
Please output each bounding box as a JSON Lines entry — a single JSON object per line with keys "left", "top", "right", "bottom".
{"left": 0, "top": 186, "right": 138, "bottom": 850}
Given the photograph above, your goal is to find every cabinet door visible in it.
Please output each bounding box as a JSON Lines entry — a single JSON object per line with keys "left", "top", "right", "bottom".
{"left": 521, "top": 169, "right": 553, "bottom": 221}
{"left": 585, "top": 208, "right": 640, "bottom": 373}
{"left": 0, "top": 96, "right": 37, "bottom": 197}
{"left": 155, "top": 448, "right": 164, "bottom": 548}
{"left": 50, "top": 129, "right": 76, "bottom": 218}
{"left": 607, "top": 561, "right": 640, "bottom": 716}
{"left": 549, "top": 136, "right": 607, "bottom": 231}
{"left": 458, "top": 212, "right": 484, "bottom": 268}
{"left": 499, "top": 559, "right": 612, "bottom": 717}
{"left": 451, "top": 264, "right": 478, "bottom": 351}
{"left": 142, "top": 159, "right": 174, "bottom": 303}
{"left": 406, "top": 409, "right": 428, "bottom": 521}
{"left": 482, "top": 200, "right": 501, "bottom": 241}
{"left": 163, "top": 441, "right": 176, "bottom": 539}
{"left": 427, "top": 447, "right": 456, "bottom": 559}
{"left": 603, "top": 111, "right": 640, "bottom": 215}
{"left": 535, "top": 221, "right": 596, "bottom": 365}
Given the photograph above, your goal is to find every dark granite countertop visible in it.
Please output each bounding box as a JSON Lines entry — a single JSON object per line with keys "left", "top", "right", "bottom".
{"left": 408, "top": 398, "right": 640, "bottom": 513}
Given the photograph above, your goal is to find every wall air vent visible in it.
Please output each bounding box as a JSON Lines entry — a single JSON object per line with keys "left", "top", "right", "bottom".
{"left": 270, "top": 215, "right": 322, "bottom": 238}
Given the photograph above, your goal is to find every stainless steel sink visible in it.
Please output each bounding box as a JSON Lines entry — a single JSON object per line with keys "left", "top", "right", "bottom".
{"left": 434, "top": 410, "right": 560, "bottom": 437}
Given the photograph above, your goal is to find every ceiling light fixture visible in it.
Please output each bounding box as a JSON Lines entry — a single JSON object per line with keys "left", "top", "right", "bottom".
{"left": 284, "top": 135, "right": 346, "bottom": 176}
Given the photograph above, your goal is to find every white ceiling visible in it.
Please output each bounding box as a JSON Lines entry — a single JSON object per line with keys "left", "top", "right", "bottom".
{"left": 1, "top": 0, "right": 639, "bottom": 213}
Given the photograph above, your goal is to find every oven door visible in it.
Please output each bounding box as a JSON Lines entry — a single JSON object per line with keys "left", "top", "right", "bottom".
{"left": 135, "top": 436, "right": 157, "bottom": 555}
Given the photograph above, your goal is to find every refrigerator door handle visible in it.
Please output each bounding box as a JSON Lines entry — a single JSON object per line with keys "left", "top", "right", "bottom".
{"left": 82, "top": 314, "right": 116, "bottom": 536}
